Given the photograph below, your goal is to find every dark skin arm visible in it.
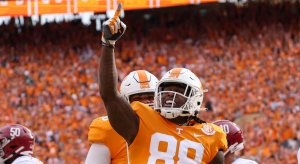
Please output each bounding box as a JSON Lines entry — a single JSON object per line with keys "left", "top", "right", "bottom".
{"left": 209, "top": 151, "right": 224, "bottom": 164}
{"left": 99, "top": 41, "right": 139, "bottom": 144}
{"left": 224, "top": 152, "right": 234, "bottom": 164}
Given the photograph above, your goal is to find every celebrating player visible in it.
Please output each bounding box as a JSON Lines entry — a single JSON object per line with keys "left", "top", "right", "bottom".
{"left": 98, "top": 3, "right": 227, "bottom": 163}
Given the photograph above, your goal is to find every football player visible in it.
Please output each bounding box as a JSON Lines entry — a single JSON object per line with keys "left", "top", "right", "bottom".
{"left": 86, "top": 70, "right": 158, "bottom": 164}
{"left": 213, "top": 120, "right": 258, "bottom": 164}
{"left": 0, "top": 124, "right": 43, "bottom": 164}
{"left": 98, "top": 3, "right": 227, "bottom": 164}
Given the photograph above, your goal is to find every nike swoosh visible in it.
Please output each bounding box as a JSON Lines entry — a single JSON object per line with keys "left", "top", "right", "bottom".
{"left": 194, "top": 134, "right": 204, "bottom": 137}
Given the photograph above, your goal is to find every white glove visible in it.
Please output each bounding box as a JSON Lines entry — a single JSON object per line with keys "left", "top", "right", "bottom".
{"left": 101, "top": 3, "right": 126, "bottom": 48}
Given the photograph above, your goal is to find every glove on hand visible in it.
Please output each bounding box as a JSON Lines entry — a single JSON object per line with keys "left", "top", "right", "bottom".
{"left": 101, "top": 3, "right": 126, "bottom": 48}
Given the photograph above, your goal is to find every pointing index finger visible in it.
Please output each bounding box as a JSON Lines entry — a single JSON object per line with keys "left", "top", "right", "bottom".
{"left": 113, "top": 3, "right": 122, "bottom": 19}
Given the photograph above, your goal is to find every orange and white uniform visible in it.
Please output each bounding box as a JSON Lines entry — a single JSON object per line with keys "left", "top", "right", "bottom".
{"left": 129, "top": 102, "right": 228, "bottom": 164}
{"left": 88, "top": 116, "right": 128, "bottom": 164}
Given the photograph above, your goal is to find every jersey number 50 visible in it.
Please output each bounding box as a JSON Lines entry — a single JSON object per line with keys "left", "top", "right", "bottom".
{"left": 148, "top": 133, "right": 204, "bottom": 164}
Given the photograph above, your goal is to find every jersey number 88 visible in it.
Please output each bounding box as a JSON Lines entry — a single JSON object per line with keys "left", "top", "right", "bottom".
{"left": 148, "top": 133, "right": 204, "bottom": 164}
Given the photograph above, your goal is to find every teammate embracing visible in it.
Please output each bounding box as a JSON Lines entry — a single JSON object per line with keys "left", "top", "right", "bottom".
{"left": 86, "top": 70, "right": 158, "bottom": 164}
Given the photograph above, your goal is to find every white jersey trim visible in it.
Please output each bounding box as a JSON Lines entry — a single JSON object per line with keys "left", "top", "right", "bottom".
{"left": 12, "top": 156, "right": 43, "bottom": 164}
{"left": 232, "top": 158, "right": 258, "bottom": 164}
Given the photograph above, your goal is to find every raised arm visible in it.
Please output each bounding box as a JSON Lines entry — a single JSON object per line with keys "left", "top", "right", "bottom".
{"left": 99, "top": 3, "right": 139, "bottom": 145}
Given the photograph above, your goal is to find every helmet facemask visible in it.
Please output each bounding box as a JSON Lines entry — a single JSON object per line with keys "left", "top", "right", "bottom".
{"left": 154, "top": 82, "right": 204, "bottom": 119}
{"left": 224, "top": 142, "right": 244, "bottom": 156}
{"left": 0, "top": 137, "right": 10, "bottom": 162}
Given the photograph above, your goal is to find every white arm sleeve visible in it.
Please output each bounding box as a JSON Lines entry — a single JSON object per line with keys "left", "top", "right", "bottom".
{"left": 232, "top": 158, "right": 258, "bottom": 164}
{"left": 85, "top": 143, "right": 111, "bottom": 164}
{"left": 297, "top": 147, "right": 300, "bottom": 164}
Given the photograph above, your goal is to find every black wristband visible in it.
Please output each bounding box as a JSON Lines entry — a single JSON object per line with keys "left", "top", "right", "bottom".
{"left": 102, "top": 42, "right": 115, "bottom": 48}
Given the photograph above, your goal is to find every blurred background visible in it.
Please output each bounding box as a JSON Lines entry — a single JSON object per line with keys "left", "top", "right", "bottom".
{"left": 0, "top": 0, "right": 299, "bottom": 163}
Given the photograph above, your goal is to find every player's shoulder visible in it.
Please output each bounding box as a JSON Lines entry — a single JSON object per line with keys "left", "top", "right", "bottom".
{"left": 233, "top": 158, "right": 258, "bottom": 164}
{"left": 210, "top": 123, "right": 226, "bottom": 135}
{"left": 131, "top": 101, "right": 156, "bottom": 115}
{"left": 89, "top": 116, "right": 111, "bottom": 129}
{"left": 88, "top": 116, "right": 117, "bottom": 142}
{"left": 194, "top": 123, "right": 226, "bottom": 136}
{"left": 88, "top": 116, "right": 127, "bottom": 157}
{"left": 195, "top": 123, "right": 228, "bottom": 150}
{"left": 131, "top": 101, "right": 163, "bottom": 124}
{"left": 12, "top": 156, "right": 43, "bottom": 164}
{"left": 131, "top": 101, "right": 152, "bottom": 111}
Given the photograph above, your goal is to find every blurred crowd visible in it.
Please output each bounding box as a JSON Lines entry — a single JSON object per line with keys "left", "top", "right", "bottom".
{"left": 0, "top": 2, "right": 299, "bottom": 164}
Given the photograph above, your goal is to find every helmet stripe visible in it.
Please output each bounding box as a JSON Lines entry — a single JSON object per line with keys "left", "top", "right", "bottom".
{"left": 169, "top": 68, "right": 183, "bottom": 78}
{"left": 136, "top": 70, "right": 150, "bottom": 89}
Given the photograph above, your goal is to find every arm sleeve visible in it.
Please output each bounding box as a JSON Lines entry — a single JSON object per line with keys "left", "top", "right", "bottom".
{"left": 11, "top": 156, "right": 43, "bottom": 164}
{"left": 297, "top": 148, "right": 300, "bottom": 164}
{"left": 85, "top": 143, "right": 111, "bottom": 164}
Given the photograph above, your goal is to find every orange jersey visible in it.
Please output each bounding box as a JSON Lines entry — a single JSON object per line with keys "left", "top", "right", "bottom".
{"left": 88, "top": 116, "right": 128, "bottom": 164}
{"left": 129, "top": 102, "right": 228, "bottom": 164}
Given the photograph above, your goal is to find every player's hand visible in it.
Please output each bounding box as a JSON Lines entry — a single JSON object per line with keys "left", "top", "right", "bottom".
{"left": 101, "top": 3, "right": 126, "bottom": 48}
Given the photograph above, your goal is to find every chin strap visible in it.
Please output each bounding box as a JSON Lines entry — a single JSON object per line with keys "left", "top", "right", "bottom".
{"left": 172, "top": 116, "right": 190, "bottom": 126}
{"left": 1, "top": 146, "right": 26, "bottom": 163}
{"left": 185, "top": 113, "right": 206, "bottom": 126}
{"left": 188, "top": 111, "right": 206, "bottom": 125}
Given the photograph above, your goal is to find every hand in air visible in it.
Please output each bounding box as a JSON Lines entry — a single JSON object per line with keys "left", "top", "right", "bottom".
{"left": 101, "top": 3, "right": 126, "bottom": 48}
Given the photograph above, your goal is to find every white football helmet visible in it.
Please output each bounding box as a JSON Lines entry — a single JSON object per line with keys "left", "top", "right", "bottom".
{"left": 120, "top": 70, "right": 158, "bottom": 107}
{"left": 154, "top": 68, "right": 206, "bottom": 119}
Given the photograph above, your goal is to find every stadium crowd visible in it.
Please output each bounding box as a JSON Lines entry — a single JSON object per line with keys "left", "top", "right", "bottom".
{"left": 0, "top": 2, "right": 299, "bottom": 164}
